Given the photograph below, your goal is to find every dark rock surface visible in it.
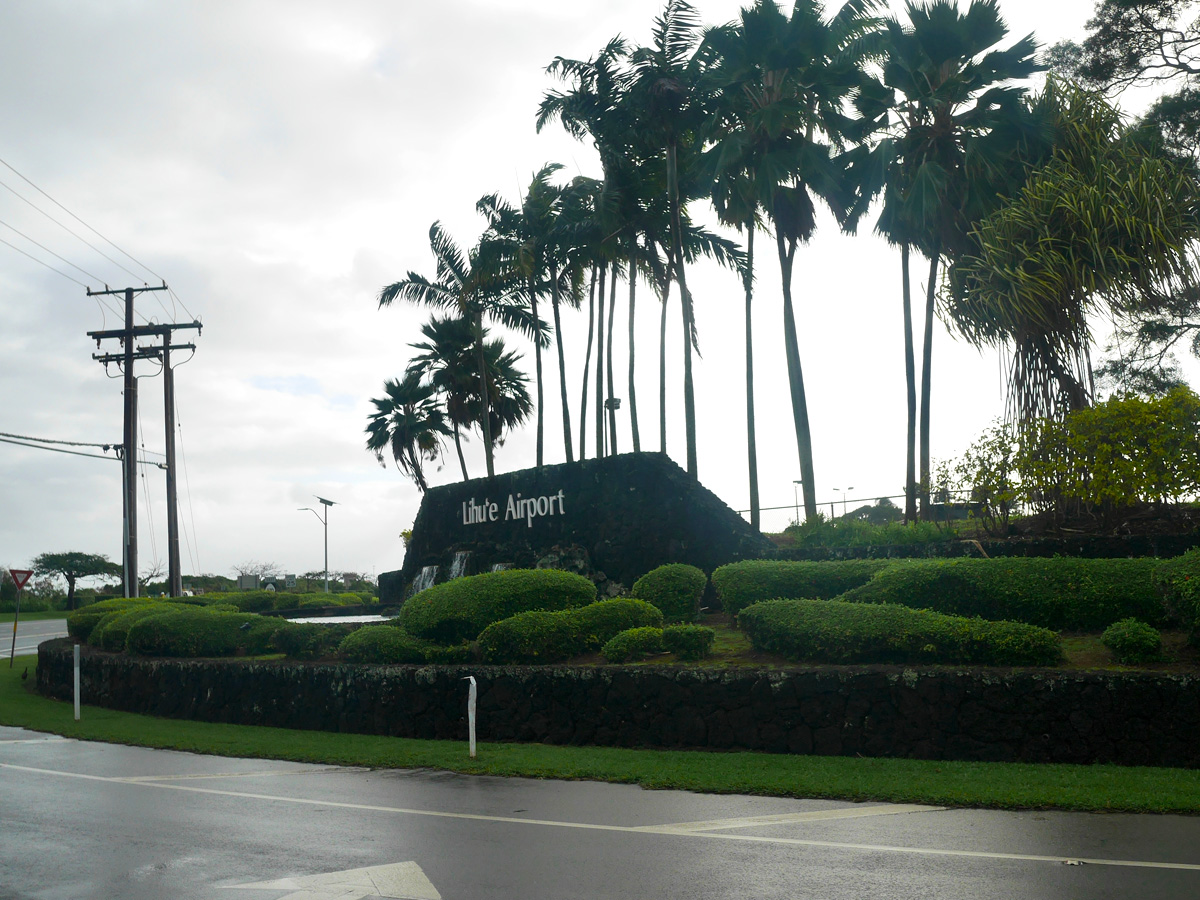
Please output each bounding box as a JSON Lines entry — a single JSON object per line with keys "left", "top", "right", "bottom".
{"left": 39, "top": 640, "right": 1200, "bottom": 767}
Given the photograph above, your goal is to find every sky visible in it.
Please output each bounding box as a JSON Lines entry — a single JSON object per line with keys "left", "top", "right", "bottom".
{"left": 1, "top": 0, "right": 1191, "bottom": 586}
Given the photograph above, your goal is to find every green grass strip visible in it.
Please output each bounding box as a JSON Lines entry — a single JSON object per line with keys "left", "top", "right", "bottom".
{"left": 4, "top": 653, "right": 1199, "bottom": 814}
{"left": 0, "top": 612, "right": 68, "bottom": 624}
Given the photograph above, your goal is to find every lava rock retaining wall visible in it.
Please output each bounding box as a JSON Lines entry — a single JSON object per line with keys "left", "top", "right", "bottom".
{"left": 38, "top": 640, "right": 1200, "bottom": 767}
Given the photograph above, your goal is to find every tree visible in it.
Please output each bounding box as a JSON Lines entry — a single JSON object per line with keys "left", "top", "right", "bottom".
{"left": 31, "top": 551, "right": 122, "bottom": 611}
{"left": 379, "top": 223, "right": 538, "bottom": 479}
{"left": 875, "top": 0, "right": 1039, "bottom": 518}
{"left": 365, "top": 370, "right": 451, "bottom": 492}
{"left": 405, "top": 315, "right": 484, "bottom": 480}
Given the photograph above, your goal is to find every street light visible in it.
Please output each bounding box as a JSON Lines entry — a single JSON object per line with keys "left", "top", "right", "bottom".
{"left": 298, "top": 496, "right": 337, "bottom": 592}
{"left": 832, "top": 486, "right": 855, "bottom": 519}
{"left": 792, "top": 479, "right": 803, "bottom": 526}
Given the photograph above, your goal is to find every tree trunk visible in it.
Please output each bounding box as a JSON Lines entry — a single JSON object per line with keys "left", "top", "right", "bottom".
{"left": 919, "top": 247, "right": 940, "bottom": 518}
{"left": 550, "top": 263, "right": 573, "bottom": 464}
{"left": 627, "top": 237, "right": 640, "bottom": 453}
{"left": 668, "top": 141, "right": 697, "bottom": 478}
{"left": 579, "top": 266, "right": 596, "bottom": 460}
{"left": 531, "top": 279, "right": 545, "bottom": 469}
{"left": 607, "top": 259, "right": 619, "bottom": 455}
{"left": 659, "top": 269, "right": 671, "bottom": 455}
{"left": 66, "top": 575, "right": 77, "bottom": 612}
{"left": 776, "top": 226, "right": 816, "bottom": 520}
{"left": 595, "top": 261, "right": 607, "bottom": 459}
{"left": 744, "top": 224, "right": 759, "bottom": 531}
{"left": 901, "top": 243, "right": 917, "bottom": 523}
{"left": 475, "top": 311, "right": 495, "bottom": 479}
{"left": 453, "top": 425, "right": 469, "bottom": 481}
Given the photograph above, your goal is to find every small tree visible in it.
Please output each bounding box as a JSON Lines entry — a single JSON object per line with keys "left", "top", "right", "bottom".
{"left": 31, "top": 552, "right": 122, "bottom": 611}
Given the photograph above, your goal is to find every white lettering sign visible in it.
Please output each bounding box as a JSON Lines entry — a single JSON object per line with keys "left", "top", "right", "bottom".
{"left": 462, "top": 489, "right": 566, "bottom": 528}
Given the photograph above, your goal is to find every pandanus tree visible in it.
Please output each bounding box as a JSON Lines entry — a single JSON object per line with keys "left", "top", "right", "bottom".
{"left": 378, "top": 222, "right": 538, "bottom": 479}
{"left": 875, "top": 0, "right": 1040, "bottom": 518}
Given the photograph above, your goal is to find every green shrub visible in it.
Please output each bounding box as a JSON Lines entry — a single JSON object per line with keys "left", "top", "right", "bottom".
{"left": 90, "top": 604, "right": 176, "bottom": 652}
{"left": 572, "top": 599, "right": 663, "bottom": 650}
{"left": 397, "top": 568, "right": 596, "bottom": 644}
{"left": 337, "top": 625, "right": 429, "bottom": 664}
{"left": 67, "top": 598, "right": 160, "bottom": 641}
{"left": 738, "top": 598, "right": 1061, "bottom": 666}
{"left": 422, "top": 642, "right": 473, "bottom": 664}
{"left": 632, "top": 564, "right": 706, "bottom": 623}
{"left": 272, "top": 621, "right": 355, "bottom": 660}
{"left": 1102, "top": 618, "right": 1162, "bottom": 664}
{"left": 662, "top": 624, "right": 714, "bottom": 661}
{"left": 477, "top": 610, "right": 582, "bottom": 664}
{"left": 287, "top": 592, "right": 365, "bottom": 610}
{"left": 215, "top": 590, "right": 278, "bottom": 613}
{"left": 712, "top": 559, "right": 895, "bottom": 616}
{"left": 601, "top": 627, "right": 664, "bottom": 664}
{"left": 839, "top": 557, "right": 1162, "bottom": 630}
{"left": 1155, "top": 548, "right": 1200, "bottom": 639}
{"left": 125, "top": 608, "right": 280, "bottom": 657}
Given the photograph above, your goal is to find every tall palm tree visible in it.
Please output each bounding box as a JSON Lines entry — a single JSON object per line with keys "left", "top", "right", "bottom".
{"left": 378, "top": 222, "right": 536, "bottom": 479}
{"left": 876, "top": 0, "right": 1039, "bottom": 516}
{"left": 365, "top": 371, "right": 450, "bottom": 492}
{"left": 405, "top": 316, "right": 479, "bottom": 480}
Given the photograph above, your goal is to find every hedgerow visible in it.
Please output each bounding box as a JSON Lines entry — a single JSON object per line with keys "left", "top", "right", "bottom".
{"left": 662, "top": 624, "right": 714, "bottom": 660}
{"left": 397, "top": 568, "right": 596, "bottom": 644}
{"left": 477, "top": 598, "right": 663, "bottom": 664}
{"left": 337, "top": 625, "right": 429, "bottom": 664}
{"left": 1155, "top": 548, "right": 1200, "bottom": 640}
{"left": 711, "top": 559, "right": 895, "bottom": 616}
{"left": 90, "top": 604, "right": 177, "bottom": 652}
{"left": 601, "top": 627, "right": 664, "bottom": 663}
{"left": 737, "top": 598, "right": 1061, "bottom": 666}
{"left": 272, "top": 621, "right": 355, "bottom": 660}
{"left": 632, "top": 564, "right": 706, "bottom": 623}
{"left": 68, "top": 598, "right": 165, "bottom": 642}
{"left": 124, "top": 608, "right": 280, "bottom": 658}
{"left": 839, "top": 557, "right": 1162, "bottom": 630}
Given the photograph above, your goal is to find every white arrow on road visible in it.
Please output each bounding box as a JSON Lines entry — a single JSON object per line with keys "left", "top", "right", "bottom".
{"left": 224, "top": 861, "right": 441, "bottom": 900}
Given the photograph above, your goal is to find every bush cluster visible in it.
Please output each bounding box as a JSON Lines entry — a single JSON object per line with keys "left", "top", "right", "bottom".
{"left": 398, "top": 568, "right": 597, "bottom": 644}
{"left": 272, "top": 621, "right": 355, "bottom": 660}
{"left": 90, "top": 604, "right": 177, "bottom": 652}
{"left": 839, "top": 557, "right": 1162, "bottom": 630}
{"left": 711, "top": 560, "right": 894, "bottom": 616}
{"left": 631, "top": 564, "right": 705, "bottom": 623}
{"left": 1101, "top": 618, "right": 1162, "bottom": 664}
{"left": 662, "top": 624, "right": 714, "bottom": 660}
{"left": 737, "top": 598, "right": 1061, "bottom": 666}
{"left": 68, "top": 598, "right": 166, "bottom": 641}
{"left": 1155, "top": 548, "right": 1200, "bottom": 640}
{"left": 337, "top": 625, "right": 429, "bottom": 664}
{"left": 601, "top": 626, "right": 664, "bottom": 663}
{"left": 124, "top": 607, "right": 280, "bottom": 658}
{"left": 478, "top": 598, "right": 663, "bottom": 664}
{"left": 204, "top": 590, "right": 368, "bottom": 613}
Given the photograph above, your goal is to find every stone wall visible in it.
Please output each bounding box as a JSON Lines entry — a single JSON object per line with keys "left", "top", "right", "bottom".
{"left": 38, "top": 640, "right": 1200, "bottom": 768}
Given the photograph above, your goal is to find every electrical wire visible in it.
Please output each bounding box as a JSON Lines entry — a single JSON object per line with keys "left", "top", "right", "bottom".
{"left": 176, "top": 413, "right": 201, "bottom": 575}
{"left": 0, "top": 436, "right": 119, "bottom": 461}
{"left": 138, "top": 410, "right": 160, "bottom": 574}
{"left": 0, "top": 235, "right": 89, "bottom": 288}
{"left": 0, "top": 431, "right": 116, "bottom": 448}
{"left": 0, "top": 219, "right": 104, "bottom": 284}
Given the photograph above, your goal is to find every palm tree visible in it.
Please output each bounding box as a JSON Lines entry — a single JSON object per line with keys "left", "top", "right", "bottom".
{"left": 876, "top": 0, "right": 1039, "bottom": 516}
{"left": 405, "top": 316, "right": 481, "bottom": 480}
{"left": 378, "top": 222, "right": 536, "bottom": 479}
{"left": 365, "top": 371, "right": 450, "bottom": 492}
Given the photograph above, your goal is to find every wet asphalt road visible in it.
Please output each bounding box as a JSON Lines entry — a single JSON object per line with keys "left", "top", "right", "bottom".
{"left": 3, "top": 618, "right": 68, "bottom": 659}
{"left": 3, "top": 725, "right": 1200, "bottom": 899}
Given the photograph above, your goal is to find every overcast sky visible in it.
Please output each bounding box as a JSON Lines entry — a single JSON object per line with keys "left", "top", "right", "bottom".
{"left": 1, "top": 0, "right": 1187, "bottom": 585}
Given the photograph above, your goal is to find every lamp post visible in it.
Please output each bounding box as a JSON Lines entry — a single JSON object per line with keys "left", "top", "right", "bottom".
{"left": 298, "top": 496, "right": 337, "bottom": 592}
{"left": 792, "top": 479, "right": 802, "bottom": 526}
{"left": 833, "top": 486, "right": 855, "bottom": 518}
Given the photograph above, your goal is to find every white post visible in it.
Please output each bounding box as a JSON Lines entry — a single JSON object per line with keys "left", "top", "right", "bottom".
{"left": 464, "top": 676, "right": 477, "bottom": 758}
{"left": 73, "top": 644, "right": 80, "bottom": 721}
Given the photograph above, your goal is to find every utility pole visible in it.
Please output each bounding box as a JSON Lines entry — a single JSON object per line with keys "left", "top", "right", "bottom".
{"left": 87, "top": 282, "right": 199, "bottom": 596}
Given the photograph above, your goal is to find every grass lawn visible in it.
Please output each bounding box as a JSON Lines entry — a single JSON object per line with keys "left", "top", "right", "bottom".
{"left": 5, "top": 652, "right": 1200, "bottom": 815}
{"left": 0, "top": 611, "right": 68, "bottom": 624}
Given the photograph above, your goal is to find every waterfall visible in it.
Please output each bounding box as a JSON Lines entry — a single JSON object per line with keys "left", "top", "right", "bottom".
{"left": 490, "top": 563, "right": 510, "bottom": 573}
{"left": 408, "top": 565, "right": 438, "bottom": 597}
{"left": 448, "top": 551, "right": 471, "bottom": 580}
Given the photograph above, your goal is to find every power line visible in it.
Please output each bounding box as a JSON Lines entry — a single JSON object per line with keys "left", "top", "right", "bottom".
{"left": 0, "top": 235, "right": 89, "bottom": 288}
{"left": 0, "top": 431, "right": 116, "bottom": 449}
{"left": 0, "top": 435, "right": 162, "bottom": 467}
{"left": 0, "top": 218, "right": 104, "bottom": 284}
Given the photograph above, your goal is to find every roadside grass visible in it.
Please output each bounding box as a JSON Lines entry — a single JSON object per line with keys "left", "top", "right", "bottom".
{"left": 0, "top": 612, "right": 68, "bottom": 624}
{"left": 5, "top": 654, "right": 1200, "bottom": 814}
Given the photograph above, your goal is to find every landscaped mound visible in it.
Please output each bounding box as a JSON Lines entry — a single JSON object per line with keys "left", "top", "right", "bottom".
{"left": 738, "top": 598, "right": 1061, "bottom": 666}
{"left": 124, "top": 607, "right": 281, "bottom": 658}
{"left": 477, "top": 598, "right": 663, "bottom": 664}
{"left": 68, "top": 598, "right": 176, "bottom": 642}
{"left": 398, "top": 568, "right": 597, "bottom": 644}
{"left": 712, "top": 559, "right": 894, "bottom": 616}
{"left": 838, "top": 557, "right": 1162, "bottom": 630}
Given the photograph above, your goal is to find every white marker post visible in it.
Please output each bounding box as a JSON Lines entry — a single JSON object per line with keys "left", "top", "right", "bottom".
{"left": 73, "top": 644, "right": 80, "bottom": 721}
{"left": 463, "top": 676, "right": 477, "bottom": 758}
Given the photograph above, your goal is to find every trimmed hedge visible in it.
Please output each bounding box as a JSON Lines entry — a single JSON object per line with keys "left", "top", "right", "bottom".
{"left": 90, "top": 604, "right": 177, "bottom": 652}
{"left": 839, "top": 557, "right": 1163, "bottom": 630}
{"left": 1102, "top": 618, "right": 1162, "bottom": 664}
{"left": 712, "top": 559, "right": 894, "bottom": 616}
{"left": 337, "top": 625, "right": 428, "bottom": 664}
{"left": 397, "top": 568, "right": 597, "bottom": 644}
{"left": 272, "top": 621, "right": 355, "bottom": 660}
{"left": 738, "top": 598, "right": 1061, "bottom": 666}
{"left": 125, "top": 608, "right": 280, "bottom": 658}
{"left": 601, "top": 626, "right": 664, "bottom": 663}
{"left": 477, "top": 599, "right": 664, "bottom": 664}
{"left": 662, "top": 624, "right": 714, "bottom": 661}
{"left": 68, "top": 598, "right": 165, "bottom": 641}
{"left": 632, "top": 564, "right": 705, "bottom": 623}
{"left": 1155, "top": 548, "right": 1200, "bottom": 639}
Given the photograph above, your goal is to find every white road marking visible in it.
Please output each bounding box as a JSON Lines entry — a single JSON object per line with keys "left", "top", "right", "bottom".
{"left": 0, "top": 737, "right": 72, "bottom": 745}
{"left": 3, "top": 762, "right": 1199, "bottom": 873}
{"left": 639, "top": 803, "right": 943, "bottom": 832}
{"left": 225, "top": 860, "right": 441, "bottom": 900}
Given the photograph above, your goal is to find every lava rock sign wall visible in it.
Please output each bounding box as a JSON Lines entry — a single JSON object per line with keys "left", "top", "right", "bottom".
{"left": 392, "top": 452, "right": 773, "bottom": 596}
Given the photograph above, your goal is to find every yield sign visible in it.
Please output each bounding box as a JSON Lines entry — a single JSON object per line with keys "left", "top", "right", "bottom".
{"left": 225, "top": 861, "right": 441, "bottom": 900}
{"left": 8, "top": 570, "right": 32, "bottom": 590}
